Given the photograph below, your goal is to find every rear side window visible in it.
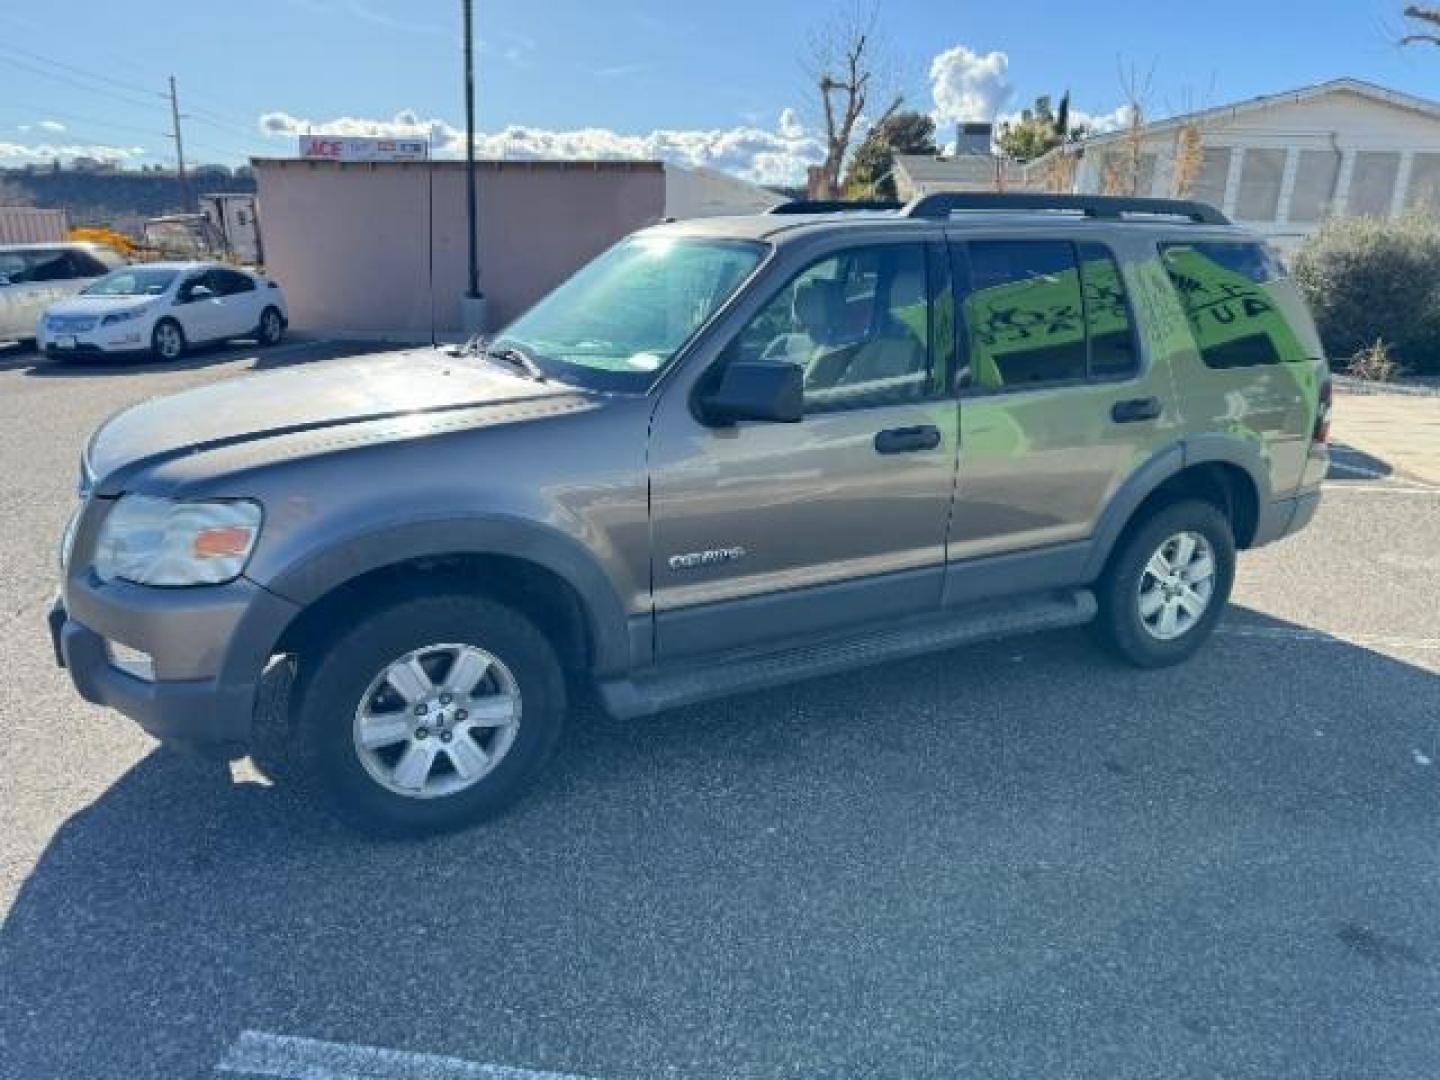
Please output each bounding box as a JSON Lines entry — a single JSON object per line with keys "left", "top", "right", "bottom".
{"left": 958, "top": 239, "right": 1140, "bottom": 391}
{"left": 1161, "top": 241, "right": 1297, "bottom": 369}
{"left": 69, "top": 250, "right": 111, "bottom": 277}
{"left": 212, "top": 268, "right": 256, "bottom": 295}
{"left": 21, "top": 249, "right": 73, "bottom": 282}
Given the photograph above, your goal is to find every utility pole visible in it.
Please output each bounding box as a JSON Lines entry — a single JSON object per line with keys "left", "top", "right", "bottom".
{"left": 459, "top": 0, "right": 486, "bottom": 336}
{"left": 167, "top": 75, "right": 191, "bottom": 213}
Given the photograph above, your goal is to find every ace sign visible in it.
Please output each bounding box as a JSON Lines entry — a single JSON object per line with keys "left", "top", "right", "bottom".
{"left": 298, "top": 136, "right": 429, "bottom": 162}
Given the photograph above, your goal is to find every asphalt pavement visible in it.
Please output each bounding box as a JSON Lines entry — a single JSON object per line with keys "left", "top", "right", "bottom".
{"left": 1, "top": 339, "right": 1437, "bottom": 1080}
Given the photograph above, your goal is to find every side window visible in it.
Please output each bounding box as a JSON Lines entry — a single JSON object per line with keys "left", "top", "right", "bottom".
{"left": 215, "top": 268, "right": 256, "bottom": 295}
{"left": 728, "top": 243, "right": 934, "bottom": 413}
{"left": 1160, "top": 242, "right": 1296, "bottom": 369}
{"left": 179, "top": 272, "right": 210, "bottom": 299}
{"left": 0, "top": 251, "right": 29, "bottom": 283}
{"left": 24, "top": 250, "right": 73, "bottom": 282}
{"left": 1078, "top": 242, "right": 1140, "bottom": 379}
{"left": 961, "top": 240, "right": 1087, "bottom": 391}
{"left": 69, "top": 250, "right": 111, "bottom": 278}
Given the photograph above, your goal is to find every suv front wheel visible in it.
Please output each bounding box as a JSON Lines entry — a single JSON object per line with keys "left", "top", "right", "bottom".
{"left": 296, "top": 592, "right": 566, "bottom": 835}
{"left": 1094, "top": 499, "right": 1236, "bottom": 668}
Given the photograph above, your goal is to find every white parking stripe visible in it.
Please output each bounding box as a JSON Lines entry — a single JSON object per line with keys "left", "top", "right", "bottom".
{"left": 218, "top": 1030, "right": 595, "bottom": 1080}
{"left": 1217, "top": 625, "right": 1440, "bottom": 651}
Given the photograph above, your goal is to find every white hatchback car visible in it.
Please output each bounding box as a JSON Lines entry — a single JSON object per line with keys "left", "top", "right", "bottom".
{"left": 37, "top": 261, "right": 288, "bottom": 361}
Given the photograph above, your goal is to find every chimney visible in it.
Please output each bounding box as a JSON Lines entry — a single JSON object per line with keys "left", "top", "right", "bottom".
{"left": 955, "top": 121, "right": 993, "bottom": 157}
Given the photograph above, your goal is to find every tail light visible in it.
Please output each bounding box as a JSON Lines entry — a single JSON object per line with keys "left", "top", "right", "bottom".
{"left": 1314, "top": 372, "right": 1332, "bottom": 445}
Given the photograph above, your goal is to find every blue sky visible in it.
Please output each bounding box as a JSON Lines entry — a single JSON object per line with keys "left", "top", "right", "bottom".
{"left": 1, "top": 0, "right": 1436, "bottom": 183}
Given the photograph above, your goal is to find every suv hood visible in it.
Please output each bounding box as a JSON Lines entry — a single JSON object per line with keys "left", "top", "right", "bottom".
{"left": 86, "top": 347, "right": 571, "bottom": 490}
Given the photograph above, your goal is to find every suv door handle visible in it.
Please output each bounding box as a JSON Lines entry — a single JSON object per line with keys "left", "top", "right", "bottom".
{"left": 1111, "top": 397, "right": 1162, "bottom": 424}
{"left": 874, "top": 425, "right": 941, "bottom": 454}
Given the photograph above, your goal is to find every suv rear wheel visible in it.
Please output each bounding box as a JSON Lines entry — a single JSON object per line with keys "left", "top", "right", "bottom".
{"left": 296, "top": 592, "right": 565, "bottom": 836}
{"left": 1094, "top": 499, "right": 1235, "bottom": 668}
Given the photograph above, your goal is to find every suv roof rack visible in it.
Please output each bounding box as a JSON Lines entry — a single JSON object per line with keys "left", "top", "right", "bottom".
{"left": 768, "top": 199, "right": 903, "bottom": 215}
{"left": 902, "top": 192, "right": 1230, "bottom": 225}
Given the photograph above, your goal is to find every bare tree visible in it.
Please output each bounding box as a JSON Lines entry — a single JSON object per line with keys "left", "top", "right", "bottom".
{"left": 1172, "top": 124, "right": 1204, "bottom": 198}
{"left": 1401, "top": 4, "right": 1440, "bottom": 44}
{"left": 1101, "top": 61, "right": 1154, "bottom": 196}
{"left": 808, "top": 3, "right": 903, "bottom": 199}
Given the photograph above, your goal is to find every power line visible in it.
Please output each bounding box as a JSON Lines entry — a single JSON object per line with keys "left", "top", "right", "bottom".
{"left": 0, "top": 41, "right": 158, "bottom": 99}
{"left": 0, "top": 48, "right": 160, "bottom": 111}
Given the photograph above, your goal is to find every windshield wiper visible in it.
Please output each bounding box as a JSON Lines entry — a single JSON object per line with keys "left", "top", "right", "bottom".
{"left": 483, "top": 343, "right": 547, "bottom": 382}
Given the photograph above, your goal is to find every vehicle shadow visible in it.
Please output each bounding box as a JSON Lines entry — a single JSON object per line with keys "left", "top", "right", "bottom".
{"left": 2, "top": 608, "right": 1437, "bottom": 1079}
{"left": 1327, "top": 441, "right": 1395, "bottom": 481}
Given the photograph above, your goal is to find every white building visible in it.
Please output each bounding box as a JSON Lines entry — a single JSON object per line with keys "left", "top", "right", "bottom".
{"left": 1036, "top": 78, "right": 1440, "bottom": 251}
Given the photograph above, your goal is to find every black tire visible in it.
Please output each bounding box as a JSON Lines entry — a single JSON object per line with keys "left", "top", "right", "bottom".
{"left": 151, "top": 318, "right": 186, "bottom": 361}
{"left": 295, "top": 591, "right": 566, "bottom": 836}
{"left": 257, "top": 306, "right": 284, "bottom": 346}
{"left": 1093, "top": 499, "right": 1235, "bottom": 668}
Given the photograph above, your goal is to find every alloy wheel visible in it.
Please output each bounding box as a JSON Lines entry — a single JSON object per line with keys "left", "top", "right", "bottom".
{"left": 352, "top": 642, "right": 522, "bottom": 799}
{"left": 155, "top": 323, "right": 183, "bottom": 359}
{"left": 1137, "top": 530, "right": 1216, "bottom": 641}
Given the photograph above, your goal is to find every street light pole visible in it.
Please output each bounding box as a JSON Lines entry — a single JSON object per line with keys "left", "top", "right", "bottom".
{"left": 460, "top": 0, "right": 486, "bottom": 336}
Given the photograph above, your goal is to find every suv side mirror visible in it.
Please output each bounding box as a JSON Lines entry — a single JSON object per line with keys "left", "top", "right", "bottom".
{"left": 700, "top": 360, "right": 804, "bottom": 425}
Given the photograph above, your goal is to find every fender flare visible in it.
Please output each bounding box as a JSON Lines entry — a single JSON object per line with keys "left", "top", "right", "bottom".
{"left": 250, "top": 515, "right": 633, "bottom": 676}
{"left": 1079, "top": 437, "right": 1272, "bottom": 581}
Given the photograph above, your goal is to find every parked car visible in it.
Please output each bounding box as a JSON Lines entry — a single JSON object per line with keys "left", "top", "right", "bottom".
{"left": 37, "top": 261, "right": 287, "bottom": 360}
{"left": 49, "top": 194, "right": 1330, "bottom": 835}
{"left": 0, "top": 242, "right": 124, "bottom": 345}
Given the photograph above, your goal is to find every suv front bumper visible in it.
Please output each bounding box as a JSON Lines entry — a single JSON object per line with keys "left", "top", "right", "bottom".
{"left": 51, "top": 574, "right": 300, "bottom": 754}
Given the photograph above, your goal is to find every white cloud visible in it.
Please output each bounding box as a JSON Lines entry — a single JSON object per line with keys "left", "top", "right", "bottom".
{"left": 258, "top": 108, "right": 824, "bottom": 186}
{"left": 37, "top": 119, "right": 66, "bottom": 133}
{"left": 0, "top": 141, "right": 145, "bottom": 163}
{"left": 1075, "top": 104, "right": 1134, "bottom": 135}
{"left": 928, "top": 46, "right": 1015, "bottom": 127}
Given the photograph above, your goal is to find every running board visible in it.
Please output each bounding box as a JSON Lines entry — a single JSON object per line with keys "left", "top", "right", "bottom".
{"left": 599, "top": 588, "right": 1096, "bottom": 720}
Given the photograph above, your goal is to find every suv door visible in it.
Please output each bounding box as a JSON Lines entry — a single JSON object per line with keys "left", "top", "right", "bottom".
{"left": 648, "top": 239, "right": 960, "bottom": 659}
{"left": 946, "top": 236, "right": 1172, "bottom": 601}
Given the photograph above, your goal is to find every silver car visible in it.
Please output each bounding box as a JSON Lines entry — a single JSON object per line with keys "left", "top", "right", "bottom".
{"left": 0, "top": 242, "right": 125, "bottom": 344}
{"left": 49, "top": 194, "right": 1330, "bottom": 835}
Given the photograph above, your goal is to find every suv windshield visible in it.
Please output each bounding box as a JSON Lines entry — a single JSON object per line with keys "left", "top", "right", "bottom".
{"left": 82, "top": 267, "right": 178, "bottom": 297}
{"left": 490, "top": 235, "right": 766, "bottom": 391}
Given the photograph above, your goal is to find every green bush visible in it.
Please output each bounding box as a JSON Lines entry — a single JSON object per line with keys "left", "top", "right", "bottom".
{"left": 1291, "top": 211, "right": 1440, "bottom": 375}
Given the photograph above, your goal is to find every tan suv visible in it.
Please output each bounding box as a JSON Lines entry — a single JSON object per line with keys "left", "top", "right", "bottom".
{"left": 50, "top": 194, "right": 1330, "bottom": 834}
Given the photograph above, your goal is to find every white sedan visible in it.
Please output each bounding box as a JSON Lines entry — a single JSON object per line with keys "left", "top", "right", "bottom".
{"left": 36, "top": 261, "right": 288, "bottom": 361}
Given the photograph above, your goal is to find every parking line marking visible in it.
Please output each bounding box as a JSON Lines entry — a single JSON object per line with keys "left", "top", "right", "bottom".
{"left": 1218, "top": 625, "right": 1440, "bottom": 651}
{"left": 217, "top": 1030, "right": 596, "bottom": 1080}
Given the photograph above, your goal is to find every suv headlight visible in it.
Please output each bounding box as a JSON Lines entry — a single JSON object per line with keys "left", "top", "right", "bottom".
{"left": 101, "top": 307, "right": 146, "bottom": 326}
{"left": 94, "top": 496, "right": 262, "bottom": 586}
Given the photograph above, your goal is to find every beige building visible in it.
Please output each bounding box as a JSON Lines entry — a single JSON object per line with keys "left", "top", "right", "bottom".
{"left": 253, "top": 158, "right": 665, "bottom": 338}
{"left": 252, "top": 158, "right": 780, "bottom": 338}
{"left": 1033, "top": 78, "right": 1440, "bottom": 252}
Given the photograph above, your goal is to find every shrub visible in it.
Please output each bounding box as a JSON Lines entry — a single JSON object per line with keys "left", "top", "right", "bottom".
{"left": 1346, "top": 338, "right": 1403, "bottom": 382}
{"left": 1291, "top": 211, "right": 1440, "bottom": 375}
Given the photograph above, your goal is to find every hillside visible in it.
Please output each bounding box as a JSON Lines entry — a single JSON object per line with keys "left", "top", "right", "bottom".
{"left": 0, "top": 166, "right": 257, "bottom": 233}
